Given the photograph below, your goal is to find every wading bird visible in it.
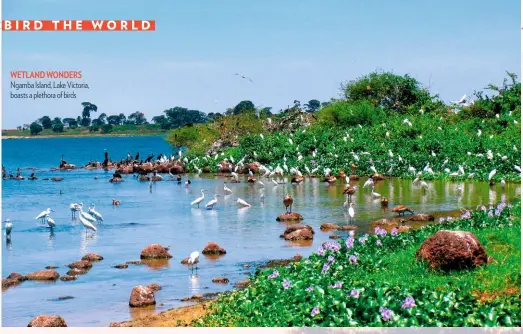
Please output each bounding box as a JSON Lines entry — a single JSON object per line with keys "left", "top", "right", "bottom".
{"left": 188, "top": 251, "right": 200, "bottom": 273}
{"left": 343, "top": 185, "right": 357, "bottom": 202}
{"left": 205, "top": 194, "right": 220, "bottom": 210}
{"left": 370, "top": 186, "right": 382, "bottom": 198}
{"left": 224, "top": 184, "right": 233, "bottom": 195}
{"left": 70, "top": 203, "right": 81, "bottom": 218}
{"left": 46, "top": 215, "right": 56, "bottom": 228}
{"left": 283, "top": 194, "right": 293, "bottom": 213}
{"left": 236, "top": 198, "right": 251, "bottom": 207}
{"left": 191, "top": 190, "right": 206, "bottom": 208}
{"left": 348, "top": 203, "right": 355, "bottom": 222}
{"left": 88, "top": 204, "right": 104, "bottom": 223}
{"left": 36, "top": 208, "right": 53, "bottom": 224}
{"left": 392, "top": 204, "right": 414, "bottom": 216}
{"left": 4, "top": 219, "right": 12, "bottom": 238}
{"left": 80, "top": 206, "right": 97, "bottom": 223}
{"left": 79, "top": 215, "right": 97, "bottom": 235}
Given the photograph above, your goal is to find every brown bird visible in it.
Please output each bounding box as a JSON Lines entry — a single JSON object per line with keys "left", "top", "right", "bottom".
{"left": 291, "top": 176, "right": 304, "bottom": 184}
{"left": 343, "top": 185, "right": 357, "bottom": 201}
{"left": 380, "top": 197, "right": 389, "bottom": 207}
{"left": 112, "top": 199, "right": 121, "bottom": 206}
{"left": 351, "top": 164, "right": 357, "bottom": 173}
{"left": 339, "top": 169, "right": 346, "bottom": 178}
{"left": 325, "top": 176, "right": 337, "bottom": 184}
{"left": 283, "top": 194, "right": 293, "bottom": 213}
{"left": 248, "top": 176, "right": 256, "bottom": 183}
{"left": 392, "top": 204, "right": 414, "bottom": 216}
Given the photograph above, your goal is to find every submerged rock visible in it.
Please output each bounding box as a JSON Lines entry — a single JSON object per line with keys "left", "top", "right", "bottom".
{"left": 212, "top": 277, "right": 229, "bottom": 284}
{"left": 408, "top": 213, "right": 435, "bottom": 222}
{"left": 81, "top": 253, "right": 104, "bottom": 262}
{"left": 126, "top": 260, "right": 144, "bottom": 266}
{"left": 113, "top": 264, "right": 129, "bottom": 269}
{"left": 140, "top": 244, "right": 173, "bottom": 259}
{"left": 26, "top": 270, "right": 60, "bottom": 281}
{"left": 234, "top": 279, "right": 250, "bottom": 289}
{"left": 416, "top": 230, "right": 488, "bottom": 271}
{"left": 329, "top": 234, "right": 341, "bottom": 239}
{"left": 147, "top": 283, "right": 161, "bottom": 292}
{"left": 337, "top": 225, "right": 357, "bottom": 231}
{"left": 202, "top": 242, "right": 227, "bottom": 255}
{"left": 129, "top": 285, "right": 156, "bottom": 308}
{"left": 28, "top": 315, "right": 67, "bottom": 327}
{"left": 276, "top": 212, "right": 304, "bottom": 222}
{"left": 45, "top": 266, "right": 59, "bottom": 269}
{"left": 59, "top": 275, "right": 77, "bottom": 282}
{"left": 66, "top": 268, "right": 89, "bottom": 276}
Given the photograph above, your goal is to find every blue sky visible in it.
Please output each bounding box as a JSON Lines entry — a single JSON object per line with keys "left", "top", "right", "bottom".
{"left": 2, "top": 0, "right": 521, "bottom": 128}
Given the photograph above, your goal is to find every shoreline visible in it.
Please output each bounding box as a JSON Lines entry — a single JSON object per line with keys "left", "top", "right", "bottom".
{"left": 2, "top": 133, "right": 166, "bottom": 139}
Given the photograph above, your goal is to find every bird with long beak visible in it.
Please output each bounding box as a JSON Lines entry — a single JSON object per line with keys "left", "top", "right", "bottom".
{"left": 283, "top": 194, "right": 293, "bottom": 213}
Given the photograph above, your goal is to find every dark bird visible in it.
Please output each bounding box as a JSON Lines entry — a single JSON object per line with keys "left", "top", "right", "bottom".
{"left": 234, "top": 73, "right": 253, "bottom": 83}
{"left": 283, "top": 194, "right": 293, "bottom": 213}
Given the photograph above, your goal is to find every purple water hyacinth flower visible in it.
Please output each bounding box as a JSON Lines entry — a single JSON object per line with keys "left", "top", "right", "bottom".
{"left": 497, "top": 202, "right": 506, "bottom": 212}
{"left": 401, "top": 296, "right": 416, "bottom": 309}
{"left": 349, "top": 255, "right": 358, "bottom": 264}
{"left": 317, "top": 247, "right": 325, "bottom": 256}
{"left": 446, "top": 216, "right": 453, "bottom": 222}
{"left": 480, "top": 205, "right": 486, "bottom": 212}
{"left": 311, "top": 306, "right": 320, "bottom": 317}
{"left": 461, "top": 211, "right": 471, "bottom": 219}
{"left": 329, "top": 281, "right": 343, "bottom": 289}
{"left": 391, "top": 227, "right": 398, "bottom": 236}
{"left": 306, "top": 286, "right": 314, "bottom": 292}
{"left": 321, "top": 262, "right": 330, "bottom": 274}
{"left": 327, "top": 255, "right": 335, "bottom": 263}
{"left": 376, "top": 240, "right": 382, "bottom": 246}
{"left": 268, "top": 270, "right": 279, "bottom": 279}
{"left": 282, "top": 279, "right": 291, "bottom": 289}
{"left": 439, "top": 217, "right": 445, "bottom": 223}
{"left": 380, "top": 307, "right": 393, "bottom": 321}
{"left": 488, "top": 210, "right": 494, "bottom": 217}
{"left": 374, "top": 227, "right": 387, "bottom": 237}
{"left": 358, "top": 237, "right": 367, "bottom": 245}
{"left": 495, "top": 209, "right": 501, "bottom": 216}
{"left": 349, "top": 289, "right": 360, "bottom": 298}
{"left": 323, "top": 241, "right": 341, "bottom": 252}
{"left": 346, "top": 237, "right": 354, "bottom": 249}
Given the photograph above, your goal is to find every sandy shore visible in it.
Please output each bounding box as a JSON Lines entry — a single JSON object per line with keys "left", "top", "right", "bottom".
{"left": 109, "top": 301, "right": 213, "bottom": 327}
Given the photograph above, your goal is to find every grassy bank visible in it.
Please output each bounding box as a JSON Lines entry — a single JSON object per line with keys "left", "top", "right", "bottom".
{"left": 2, "top": 124, "right": 166, "bottom": 138}
{"left": 194, "top": 202, "right": 521, "bottom": 327}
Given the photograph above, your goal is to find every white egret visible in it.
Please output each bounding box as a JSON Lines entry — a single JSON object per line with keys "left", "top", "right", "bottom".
{"left": 363, "top": 178, "right": 374, "bottom": 189}
{"left": 468, "top": 173, "right": 475, "bottom": 179}
{"left": 5, "top": 219, "right": 12, "bottom": 238}
{"left": 500, "top": 179, "right": 506, "bottom": 188}
{"left": 79, "top": 215, "right": 97, "bottom": 234}
{"left": 36, "top": 208, "right": 53, "bottom": 223}
{"left": 260, "top": 192, "right": 265, "bottom": 202}
{"left": 70, "top": 203, "right": 81, "bottom": 218}
{"left": 348, "top": 203, "right": 355, "bottom": 221}
{"left": 187, "top": 251, "right": 200, "bottom": 272}
{"left": 88, "top": 204, "right": 104, "bottom": 223}
{"left": 80, "top": 206, "right": 97, "bottom": 223}
{"left": 224, "top": 184, "right": 233, "bottom": 195}
{"left": 514, "top": 165, "right": 521, "bottom": 173}
{"left": 231, "top": 172, "right": 239, "bottom": 181}
{"left": 191, "top": 190, "right": 206, "bottom": 208}
{"left": 205, "top": 194, "right": 220, "bottom": 210}
{"left": 271, "top": 179, "right": 278, "bottom": 186}
{"left": 371, "top": 187, "right": 382, "bottom": 198}
{"left": 257, "top": 180, "right": 265, "bottom": 187}
{"left": 236, "top": 198, "right": 251, "bottom": 207}
{"left": 46, "top": 215, "right": 56, "bottom": 228}
{"left": 420, "top": 181, "right": 429, "bottom": 195}
{"left": 488, "top": 169, "right": 497, "bottom": 182}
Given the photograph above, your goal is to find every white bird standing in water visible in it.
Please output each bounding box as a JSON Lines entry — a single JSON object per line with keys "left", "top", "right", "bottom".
{"left": 370, "top": 186, "right": 382, "bottom": 198}
{"left": 70, "top": 203, "right": 81, "bottom": 218}
{"left": 5, "top": 219, "right": 12, "bottom": 238}
{"left": 363, "top": 178, "right": 374, "bottom": 190}
{"left": 88, "top": 204, "right": 104, "bottom": 223}
{"left": 260, "top": 191, "right": 265, "bottom": 202}
{"left": 500, "top": 179, "right": 506, "bottom": 188}
{"left": 79, "top": 215, "right": 97, "bottom": 234}
{"left": 224, "top": 184, "right": 233, "bottom": 195}
{"left": 348, "top": 203, "right": 355, "bottom": 222}
{"left": 46, "top": 215, "right": 56, "bottom": 228}
{"left": 188, "top": 251, "right": 200, "bottom": 272}
{"left": 80, "top": 206, "right": 97, "bottom": 223}
{"left": 36, "top": 208, "right": 53, "bottom": 223}
{"left": 420, "top": 181, "right": 429, "bottom": 195}
{"left": 488, "top": 169, "right": 497, "bottom": 182}
{"left": 236, "top": 198, "right": 251, "bottom": 207}
{"left": 191, "top": 190, "right": 206, "bottom": 208}
{"left": 205, "top": 194, "right": 220, "bottom": 210}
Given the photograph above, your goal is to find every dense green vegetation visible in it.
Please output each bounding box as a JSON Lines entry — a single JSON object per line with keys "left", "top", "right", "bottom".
{"left": 195, "top": 202, "right": 521, "bottom": 327}
{"left": 169, "top": 71, "right": 521, "bottom": 182}
{"left": 3, "top": 124, "right": 166, "bottom": 137}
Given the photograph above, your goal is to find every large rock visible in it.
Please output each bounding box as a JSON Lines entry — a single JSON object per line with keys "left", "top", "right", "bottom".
{"left": 240, "top": 162, "right": 261, "bottom": 174}
{"left": 140, "top": 244, "right": 173, "bottom": 259}
{"left": 81, "top": 253, "right": 104, "bottom": 262}
{"left": 147, "top": 283, "right": 161, "bottom": 292}
{"left": 66, "top": 268, "right": 90, "bottom": 276}
{"left": 67, "top": 260, "right": 93, "bottom": 269}
{"left": 320, "top": 223, "right": 340, "bottom": 231}
{"left": 202, "top": 242, "right": 226, "bottom": 255}
{"left": 129, "top": 285, "right": 156, "bottom": 307}
{"left": 276, "top": 212, "right": 304, "bottom": 222}
{"left": 280, "top": 225, "right": 314, "bottom": 241}
{"left": 28, "top": 315, "right": 67, "bottom": 327}
{"left": 416, "top": 230, "right": 488, "bottom": 271}
{"left": 212, "top": 277, "right": 230, "bottom": 284}
{"left": 7, "top": 272, "right": 26, "bottom": 281}
{"left": 26, "top": 270, "right": 60, "bottom": 281}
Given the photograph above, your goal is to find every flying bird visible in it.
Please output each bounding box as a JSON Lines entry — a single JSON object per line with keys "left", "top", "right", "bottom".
{"left": 234, "top": 73, "right": 253, "bottom": 83}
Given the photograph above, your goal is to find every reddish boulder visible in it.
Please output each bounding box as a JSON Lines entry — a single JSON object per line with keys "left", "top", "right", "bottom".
{"left": 276, "top": 212, "right": 304, "bottom": 222}
{"left": 129, "top": 285, "right": 156, "bottom": 307}
{"left": 180, "top": 257, "right": 190, "bottom": 264}
{"left": 280, "top": 225, "right": 314, "bottom": 241}
{"left": 7, "top": 272, "right": 26, "bottom": 281}
{"left": 26, "top": 270, "right": 60, "bottom": 281}
{"left": 67, "top": 260, "right": 93, "bottom": 269}
{"left": 28, "top": 315, "right": 67, "bottom": 327}
{"left": 329, "top": 234, "right": 342, "bottom": 239}
{"left": 349, "top": 174, "right": 360, "bottom": 181}
{"left": 292, "top": 254, "right": 303, "bottom": 261}
{"left": 82, "top": 253, "right": 104, "bottom": 262}
{"left": 320, "top": 223, "right": 340, "bottom": 231}
{"left": 398, "top": 226, "right": 411, "bottom": 233}
{"left": 337, "top": 225, "right": 357, "bottom": 231}
{"left": 416, "top": 230, "right": 488, "bottom": 271}
{"left": 66, "top": 268, "right": 89, "bottom": 276}
{"left": 140, "top": 244, "right": 173, "bottom": 259}
{"left": 371, "top": 173, "right": 385, "bottom": 180}
{"left": 240, "top": 162, "right": 261, "bottom": 174}
{"left": 202, "top": 242, "right": 226, "bottom": 255}
{"left": 59, "top": 275, "right": 77, "bottom": 281}
{"left": 234, "top": 279, "right": 250, "bottom": 289}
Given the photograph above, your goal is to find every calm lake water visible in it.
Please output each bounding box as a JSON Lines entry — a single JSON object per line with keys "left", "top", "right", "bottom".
{"left": 1, "top": 136, "right": 521, "bottom": 326}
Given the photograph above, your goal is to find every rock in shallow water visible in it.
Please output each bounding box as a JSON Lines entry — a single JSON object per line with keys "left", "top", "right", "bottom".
{"left": 81, "top": 253, "right": 104, "bottom": 262}
{"left": 26, "top": 270, "right": 60, "bottom": 281}
{"left": 320, "top": 223, "right": 340, "bottom": 231}
{"left": 140, "top": 244, "right": 173, "bottom": 259}
{"left": 67, "top": 260, "right": 93, "bottom": 269}
{"left": 276, "top": 212, "right": 304, "bottom": 222}
{"left": 202, "top": 242, "right": 226, "bottom": 255}
{"left": 416, "top": 230, "right": 488, "bottom": 271}
{"left": 113, "top": 264, "right": 129, "bottom": 269}
{"left": 59, "top": 275, "right": 77, "bottom": 282}
{"left": 28, "top": 315, "right": 67, "bottom": 327}
{"left": 212, "top": 277, "right": 229, "bottom": 284}
{"left": 129, "top": 285, "right": 156, "bottom": 307}
{"left": 280, "top": 225, "right": 314, "bottom": 241}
